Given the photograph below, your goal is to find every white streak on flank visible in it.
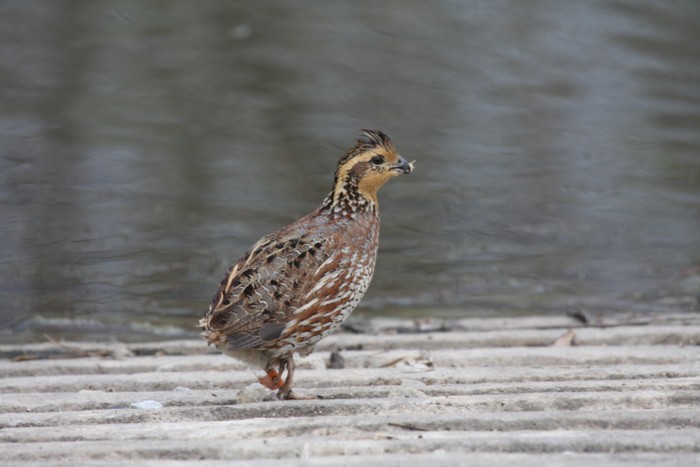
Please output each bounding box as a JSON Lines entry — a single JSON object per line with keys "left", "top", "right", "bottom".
{"left": 307, "top": 271, "right": 339, "bottom": 297}
{"left": 292, "top": 297, "right": 319, "bottom": 316}
{"left": 303, "top": 252, "right": 341, "bottom": 299}
{"left": 320, "top": 296, "right": 343, "bottom": 306}
{"left": 318, "top": 251, "right": 337, "bottom": 270}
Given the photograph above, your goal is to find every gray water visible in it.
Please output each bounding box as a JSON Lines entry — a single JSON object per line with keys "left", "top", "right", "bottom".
{"left": 2, "top": 1, "right": 699, "bottom": 343}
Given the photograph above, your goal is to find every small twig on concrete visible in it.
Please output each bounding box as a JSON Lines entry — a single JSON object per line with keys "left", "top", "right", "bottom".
{"left": 388, "top": 422, "right": 429, "bottom": 432}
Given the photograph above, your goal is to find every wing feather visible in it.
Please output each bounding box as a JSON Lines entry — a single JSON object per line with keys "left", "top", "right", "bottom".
{"left": 202, "top": 219, "right": 331, "bottom": 350}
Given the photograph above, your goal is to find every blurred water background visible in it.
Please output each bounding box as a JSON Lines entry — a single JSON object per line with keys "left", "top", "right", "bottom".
{"left": 2, "top": 0, "right": 699, "bottom": 343}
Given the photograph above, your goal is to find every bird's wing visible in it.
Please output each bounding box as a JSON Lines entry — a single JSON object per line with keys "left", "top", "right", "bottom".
{"left": 203, "top": 225, "right": 331, "bottom": 350}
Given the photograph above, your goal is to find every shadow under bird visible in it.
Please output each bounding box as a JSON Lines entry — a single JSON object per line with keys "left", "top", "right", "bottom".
{"left": 199, "top": 129, "right": 414, "bottom": 399}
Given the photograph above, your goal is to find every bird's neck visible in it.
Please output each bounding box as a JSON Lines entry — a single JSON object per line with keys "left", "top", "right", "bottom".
{"left": 321, "top": 177, "right": 378, "bottom": 218}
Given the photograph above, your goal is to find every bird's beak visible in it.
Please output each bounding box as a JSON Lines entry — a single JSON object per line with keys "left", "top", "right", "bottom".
{"left": 392, "top": 156, "right": 415, "bottom": 174}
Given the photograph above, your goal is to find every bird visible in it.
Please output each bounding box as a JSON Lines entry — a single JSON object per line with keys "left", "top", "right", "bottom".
{"left": 198, "top": 129, "right": 414, "bottom": 400}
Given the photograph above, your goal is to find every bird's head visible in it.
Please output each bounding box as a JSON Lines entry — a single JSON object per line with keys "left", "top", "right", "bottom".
{"left": 328, "top": 129, "right": 413, "bottom": 210}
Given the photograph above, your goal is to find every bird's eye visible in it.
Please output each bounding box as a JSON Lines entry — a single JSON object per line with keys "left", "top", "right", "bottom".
{"left": 370, "top": 156, "right": 384, "bottom": 165}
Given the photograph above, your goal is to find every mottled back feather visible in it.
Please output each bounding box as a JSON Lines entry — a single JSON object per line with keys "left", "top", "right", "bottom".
{"left": 205, "top": 211, "right": 346, "bottom": 349}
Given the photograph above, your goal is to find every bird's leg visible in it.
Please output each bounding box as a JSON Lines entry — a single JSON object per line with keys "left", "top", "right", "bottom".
{"left": 278, "top": 361, "right": 286, "bottom": 383}
{"left": 276, "top": 356, "right": 295, "bottom": 399}
{"left": 258, "top": 363, "right": 285, "bottom": 390}
{"left": 277, "top": 356, "right": 316, "bottom": 400}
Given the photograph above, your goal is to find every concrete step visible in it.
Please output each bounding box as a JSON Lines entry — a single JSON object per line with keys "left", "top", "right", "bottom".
{"left": 1, "top": 313, "right": 699, "bottom": 466}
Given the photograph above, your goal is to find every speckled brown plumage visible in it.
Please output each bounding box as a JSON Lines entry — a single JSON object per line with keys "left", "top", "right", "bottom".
{"left": 199, "top": 129, "right": 413, "bottom": 399}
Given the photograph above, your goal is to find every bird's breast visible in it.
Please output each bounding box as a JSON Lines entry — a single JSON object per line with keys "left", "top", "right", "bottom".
{"left": 274, "top": 213, "right": 380, "bottom": 354}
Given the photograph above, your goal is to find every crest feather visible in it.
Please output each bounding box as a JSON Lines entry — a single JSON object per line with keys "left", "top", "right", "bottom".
{"left": 336, "top": 129, "right": 395, "bottom": 169}
{"left": 357, "top": 129, "right": 395, "bottom": 153}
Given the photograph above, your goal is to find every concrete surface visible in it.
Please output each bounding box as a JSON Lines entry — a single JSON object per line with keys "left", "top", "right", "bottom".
{"left": 1, "top": 312, "right": 699, "bottom": 466}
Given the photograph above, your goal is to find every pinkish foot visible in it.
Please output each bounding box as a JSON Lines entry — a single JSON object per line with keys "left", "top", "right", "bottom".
{"left": 258, "top": 369, "right": 284, "bottom": 390}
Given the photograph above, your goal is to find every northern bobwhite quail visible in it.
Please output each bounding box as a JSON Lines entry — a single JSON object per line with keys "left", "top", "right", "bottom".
{"left": 198, "top": 129, "right": 413, "bottom": 400}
